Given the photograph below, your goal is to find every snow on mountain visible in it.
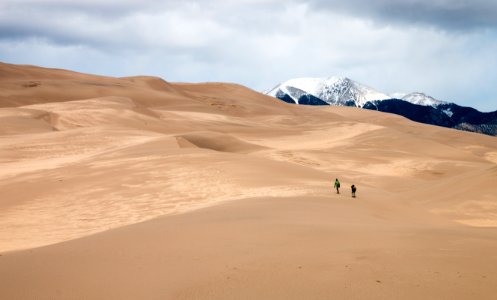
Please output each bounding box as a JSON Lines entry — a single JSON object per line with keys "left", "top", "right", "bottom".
{"left": 389, "top": 92, "right": 407, "bottom": 99}
{"left": 400, "top": 92, "right": 446, "bottom": 107}
{"left": 266, "top": 77, "right": 497, "bottom": 136}
{"left": 267, "top": 77, "right": 391, "bottom": 107}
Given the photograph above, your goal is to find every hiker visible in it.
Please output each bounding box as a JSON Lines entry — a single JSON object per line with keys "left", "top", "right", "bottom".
{"left": 351, "top": 184, "right": 357, "bottom": 198}
{"left": 334, "top": 178, "right": 340, "bottom": 194}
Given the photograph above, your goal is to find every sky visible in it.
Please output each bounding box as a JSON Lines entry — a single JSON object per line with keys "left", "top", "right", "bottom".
{"left": 1, "top": 0, "right": 497, "bottom": 111}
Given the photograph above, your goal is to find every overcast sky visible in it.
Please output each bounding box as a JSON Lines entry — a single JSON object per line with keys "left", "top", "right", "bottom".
{"left": 1, "top": 0, "right": 496, "bottom": 111}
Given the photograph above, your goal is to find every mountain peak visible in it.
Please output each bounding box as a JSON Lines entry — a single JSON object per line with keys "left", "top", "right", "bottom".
{"left": 400, "top": 92, "right": 446, "bottom": 107}
{"left": 266, "top": 76, "right": 497, "bottom": 136}
{"left": 267, "top": 77, "right": 390, "bottom": 107}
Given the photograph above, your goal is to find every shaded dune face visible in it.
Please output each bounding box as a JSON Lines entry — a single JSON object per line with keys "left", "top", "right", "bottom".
{"left": 176, "top": 132, "right": 267, "bottom": 153}
{"left": 1, "top": 62, "right": 497, "bottom": 300}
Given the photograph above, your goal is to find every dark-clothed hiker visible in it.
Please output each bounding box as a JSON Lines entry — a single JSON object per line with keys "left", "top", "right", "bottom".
{"left": 334, "top": 178, "right": 341, "bottom": 194}
{"left": 351, "top": 185, "right": 357, "bottom": 198}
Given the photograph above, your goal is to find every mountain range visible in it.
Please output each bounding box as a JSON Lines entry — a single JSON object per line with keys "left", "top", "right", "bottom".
{"left": 266, "top": 77, "right": 497, "bottom": 136}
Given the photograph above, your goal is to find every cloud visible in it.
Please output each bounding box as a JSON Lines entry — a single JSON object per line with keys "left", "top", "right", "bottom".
{"left": 306, "top": 0, "right": 497, "bottom": 31}
{"left": 0, "top": 0, "right": 496, "bottom": 111}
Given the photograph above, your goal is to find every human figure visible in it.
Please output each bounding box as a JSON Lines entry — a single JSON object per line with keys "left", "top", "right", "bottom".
{"left": 351, "top": 184, "right": 357, "bottom": 198}
{"left": 334, "top": 178, "right": 340, "bottom": 194}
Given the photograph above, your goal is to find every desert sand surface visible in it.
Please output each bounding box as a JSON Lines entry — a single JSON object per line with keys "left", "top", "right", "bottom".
{"left": 1, "top": 62, "right": 497, "bottom": 299}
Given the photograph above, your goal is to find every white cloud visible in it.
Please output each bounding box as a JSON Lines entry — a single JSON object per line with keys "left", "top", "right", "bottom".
{"left": 0, "top": 0, "right": 496, "bottom": 111}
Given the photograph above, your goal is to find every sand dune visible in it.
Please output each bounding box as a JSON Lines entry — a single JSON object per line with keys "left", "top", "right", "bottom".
{"left": 1, "top": 62, "right": 497, "bottom": 299}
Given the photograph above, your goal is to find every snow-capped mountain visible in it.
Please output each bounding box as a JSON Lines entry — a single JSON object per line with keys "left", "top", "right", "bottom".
{"left": 399, "top": 92, "right": 446, "bottom": 107}
{"left": 267, "top": 77, "right": 391, "bottom": 107}
{"left": 266, "top": 77, "right": 497, "bottom": 136}
{"left": 267, "top": 77, "right": 449, "bottom": 108}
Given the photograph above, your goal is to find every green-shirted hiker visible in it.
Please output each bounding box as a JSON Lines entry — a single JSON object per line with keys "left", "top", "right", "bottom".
{"left": 334, "top": 178, "right": 341, "bottom": 194}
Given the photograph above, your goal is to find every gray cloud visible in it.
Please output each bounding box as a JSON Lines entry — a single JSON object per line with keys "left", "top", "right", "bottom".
{"left": 306, "top": 0, "right": 497, "bottom": 31}
{"left": 0, "top": 0, "right": 496, "bottom": 111}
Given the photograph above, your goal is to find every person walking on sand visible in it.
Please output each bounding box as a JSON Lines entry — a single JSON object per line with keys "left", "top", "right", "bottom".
{"left": 334, "top": 178, "right": 341, "bottom": 194}
{"left": 351, "top": 184, "right": 357, "bottom": 198}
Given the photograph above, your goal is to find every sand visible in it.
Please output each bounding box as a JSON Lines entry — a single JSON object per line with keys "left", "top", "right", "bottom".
{"left": 1, "top": 62, "right": 497, "bottom": 299}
